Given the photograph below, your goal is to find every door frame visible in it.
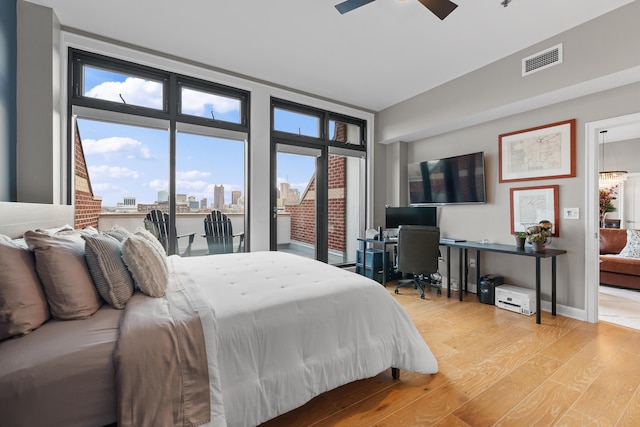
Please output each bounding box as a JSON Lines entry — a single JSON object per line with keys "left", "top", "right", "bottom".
{"left": 270, "top": 140, "right": 329, "bottom": 262}
{"left": 585, "top": 112, "right": 640, "bottom": 323}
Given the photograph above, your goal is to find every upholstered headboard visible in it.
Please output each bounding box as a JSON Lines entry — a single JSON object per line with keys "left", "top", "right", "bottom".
{"left": 0, "top": 202, "right": 74, "bottom": 238}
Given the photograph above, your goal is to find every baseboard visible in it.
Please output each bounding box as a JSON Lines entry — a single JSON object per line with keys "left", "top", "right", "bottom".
{"left": 439, "top": 277, "right": 589, "bottom": 322}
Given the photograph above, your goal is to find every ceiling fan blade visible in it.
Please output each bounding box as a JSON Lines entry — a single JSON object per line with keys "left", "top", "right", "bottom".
{"left": 335, "top": 0, "right": 376, "bottom": 15}
{"left": 418, "top": 0, "right": 458, "bottom": 20}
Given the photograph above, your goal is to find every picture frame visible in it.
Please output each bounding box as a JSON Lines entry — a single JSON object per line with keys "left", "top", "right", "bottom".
{"left": 499, "top": 119, "right": 576, "bottom": 183}
{"left": 510, "top": 185, "right": 559, "bottom": 236}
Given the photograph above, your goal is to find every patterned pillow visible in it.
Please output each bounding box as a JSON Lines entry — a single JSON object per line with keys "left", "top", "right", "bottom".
{"left": 121, "top": 234, "right": 169, "bottom": 298}
{"left": 619, "top": 229, "right": 640, "bottom": 258}
{"left": 83, "top": 233, "right": 135, "bottom": 309}
{"left": 0, "top": 235, "right": 50, "bottom": 340}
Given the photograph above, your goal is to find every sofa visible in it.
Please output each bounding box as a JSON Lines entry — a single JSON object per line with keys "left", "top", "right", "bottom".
{"left": 599, "top": 228, "right": 640, "bottom": 290}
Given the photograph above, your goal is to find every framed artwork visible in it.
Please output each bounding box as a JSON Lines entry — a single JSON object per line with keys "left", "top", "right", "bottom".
{"left": 499, "top": 119, "right": 576, "bottom": 183}
{"left": 510, "top": 185, "right": 559, "bottom": 236}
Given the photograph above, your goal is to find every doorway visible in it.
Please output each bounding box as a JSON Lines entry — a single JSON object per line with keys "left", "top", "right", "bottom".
{"left": 585, "top": 112, "right": 640, "bottom": 327}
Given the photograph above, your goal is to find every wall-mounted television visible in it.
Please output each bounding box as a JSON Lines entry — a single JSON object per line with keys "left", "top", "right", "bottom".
{"left": 385, "top": 206, "right": 437, "bottom": 229}
{"left": 408, "top": 151, "right": 486, "bottom": 205}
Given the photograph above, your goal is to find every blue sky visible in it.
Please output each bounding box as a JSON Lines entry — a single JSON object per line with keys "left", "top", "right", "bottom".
{"left": 79, "top": 68, "right": 315, "bottom": 207}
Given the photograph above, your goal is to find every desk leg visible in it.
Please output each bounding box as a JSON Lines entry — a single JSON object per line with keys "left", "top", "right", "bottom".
{"left": 463, "top": 249, "right": 468, "bottom": 295}
{"left": 535, "top": 257, "right": 541, "bottom": 324}
{"left": 382, "top": 248, "right": 387, "bottom": 286}
{"left": 458, "top": 248, "right": 463, "bottom": 301}
{"left": 476, "top": 251, "right": 481, "bottom": 300}
{"left": 446, "top": 246, "right": 451, "bottom": 298}
{"left": 552, "top": 256, "right": 557, "bottom": 316}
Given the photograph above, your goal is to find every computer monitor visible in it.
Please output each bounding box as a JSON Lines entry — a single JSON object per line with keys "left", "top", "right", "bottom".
{"left": 385, "top": 206, "right": 437, "bottom": 229}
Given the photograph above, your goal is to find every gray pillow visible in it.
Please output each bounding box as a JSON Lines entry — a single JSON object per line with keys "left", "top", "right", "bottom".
{"left": 83, "top": 233, "right": 135, "bottom": 309}
{"left": 122, "top": 233, "right": 169, "bottom": 298}
{"left": 103, "top": 224, "right": 131, "bottom": 242}
{"left": 24, "top": 230, "right": 102, "bottom": 320}
{"left": 0, "top": 235, "right": 50, "bottom": 340}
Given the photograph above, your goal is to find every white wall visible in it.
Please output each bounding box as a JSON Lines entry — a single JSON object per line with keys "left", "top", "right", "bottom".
{"left": 375, "top": 0, "right": 640, "bottom": 318}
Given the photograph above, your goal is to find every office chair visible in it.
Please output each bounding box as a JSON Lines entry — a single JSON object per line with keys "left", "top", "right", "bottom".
{"left": 394, "top": 225, "right": 442, "bottom": 299}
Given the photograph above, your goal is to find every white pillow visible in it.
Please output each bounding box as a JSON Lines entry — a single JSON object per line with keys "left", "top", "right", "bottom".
{"left": 83, "top": 233, "right": 135, "bottom": 309}
{"left": 619, "top": 229, "right": 640, "bottom": 258}
{"left": 135, "top": 227, "right": 168, "bottom": 256}
{"left": 122, "top": 234, "right": 169, "bottom": 297}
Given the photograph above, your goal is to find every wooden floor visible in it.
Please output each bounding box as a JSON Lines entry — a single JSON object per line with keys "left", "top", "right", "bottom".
{"left": 261, "top": 285, "right": 640, "bottom": 426}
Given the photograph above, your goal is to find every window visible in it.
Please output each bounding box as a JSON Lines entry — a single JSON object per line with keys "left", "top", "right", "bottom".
{"left": 271, "top": 98, "right": 366, "bottom": 265}
{"left": 273, "top": 107, "right": 321, "bottom": 138}
{"left": 82, "top": 65, "right": 164, "bottom": 110}
{"left": 180, "top": 86, "right": 242, "bottom": 124}
{"left": 69, "top": 49, "right": 249, "bottom": 255}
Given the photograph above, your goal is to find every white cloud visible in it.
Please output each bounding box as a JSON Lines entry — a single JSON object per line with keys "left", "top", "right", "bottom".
{"left": 88, "top": 165, "right": 142, "bottom": 179}
{"left": 176, "top": 170, "right": 211, "bottom": 180}
{"left": 91, "top": 182, "right": 120, "bottom": 192}
{"left": 85, "top": 77, "right": 163, "bottom": 109}
{"left": 176, "top": 180, "right": 209, "bottom": 191}
{"left": 83, "top": 136, "right": 153, "bottom": 160}
{"left": 181, "top": 88, "right": 239, "bottom": 117}
{"left": 148, "top": 179, "right": 169, "bottom": 191}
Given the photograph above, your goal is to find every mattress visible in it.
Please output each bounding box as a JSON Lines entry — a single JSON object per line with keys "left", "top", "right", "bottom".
{"left": 170, "top": 251, "right": 438, "bottom": 427}
{"left": 0, "top": 305, "right": 123, "bottom": 427}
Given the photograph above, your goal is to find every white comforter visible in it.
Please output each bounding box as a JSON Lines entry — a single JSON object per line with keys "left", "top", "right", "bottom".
{"left": 170, "top": 251, "right": 438, "bottom": 427}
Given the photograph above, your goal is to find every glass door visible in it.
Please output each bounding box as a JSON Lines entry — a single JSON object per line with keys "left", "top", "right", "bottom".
{"left": 274, "top": 144, "right": 320, "bottom": 260}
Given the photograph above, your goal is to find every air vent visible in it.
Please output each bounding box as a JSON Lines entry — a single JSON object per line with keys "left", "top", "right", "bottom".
{"left": 522, "top": 44, "right": 563, "bottom": 76}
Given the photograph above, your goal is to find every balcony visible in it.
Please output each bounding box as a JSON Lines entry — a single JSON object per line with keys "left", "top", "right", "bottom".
{"left": 97, "top": 212, "right": 350, "bottom": 264}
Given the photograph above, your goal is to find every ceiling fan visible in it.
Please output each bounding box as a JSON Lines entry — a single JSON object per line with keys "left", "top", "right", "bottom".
{"left": 335, "top": 0, "right": 458, "bottom": 20}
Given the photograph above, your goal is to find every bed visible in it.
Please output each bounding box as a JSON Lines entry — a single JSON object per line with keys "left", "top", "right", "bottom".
{"left": 0, "top": 202, "right": 438, "bottom": 427}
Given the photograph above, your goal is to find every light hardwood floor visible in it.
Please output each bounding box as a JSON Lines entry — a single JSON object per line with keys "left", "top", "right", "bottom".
{"left": 261, "top": 285, "right": 640, "bottom": 426}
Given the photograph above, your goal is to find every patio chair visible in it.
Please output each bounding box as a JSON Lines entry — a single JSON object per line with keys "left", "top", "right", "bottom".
{"left": 203, "top": 210, "right": 244, "bottom": 254}
{"left": 143, "top": 209, "right": 194, "bottom": 256}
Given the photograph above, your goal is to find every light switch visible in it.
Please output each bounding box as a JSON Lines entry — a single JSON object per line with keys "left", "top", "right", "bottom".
{"left": 564, "top": 208, "right": 579, "bottom": 220}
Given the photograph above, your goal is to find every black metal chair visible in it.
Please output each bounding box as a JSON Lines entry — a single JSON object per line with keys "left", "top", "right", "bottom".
{"left": 394, "top": 225, "right": 442, "bottom": 299}
{"left": 143, "top": 209, "right": 195, "bottom": 256}
{"left": 203, "top": 210, "right": 244, "bottom": 254}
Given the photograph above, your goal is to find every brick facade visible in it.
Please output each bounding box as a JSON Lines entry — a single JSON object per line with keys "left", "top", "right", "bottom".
{"left": 285, "top": 155, "right": 347, "bottom": 251}
{"left": 74, "top": 122, "right": 102, "bottom": 229}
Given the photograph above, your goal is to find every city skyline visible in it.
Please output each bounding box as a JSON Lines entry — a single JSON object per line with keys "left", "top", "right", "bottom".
{"left": 78, "top": 68, "right": 317, "bottom": 208}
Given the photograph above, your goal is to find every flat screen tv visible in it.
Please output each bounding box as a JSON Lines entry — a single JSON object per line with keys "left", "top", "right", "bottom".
{"left": 385, "top": 206, "right": 437, "bottom": 229}
{"left": 408, "top": 151, "right": 486, "bottom": 205}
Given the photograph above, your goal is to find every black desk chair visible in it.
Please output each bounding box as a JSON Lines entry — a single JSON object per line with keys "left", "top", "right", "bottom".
{"left": 394, "top": 225, "right": 442, "bottom": 299}
{"left": 143, "top": 209, "right": 195, "bottom": 256}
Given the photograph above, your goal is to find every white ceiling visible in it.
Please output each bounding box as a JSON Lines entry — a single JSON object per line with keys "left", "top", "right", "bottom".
{"left": 23, "top": 0, "right": 637, "bottom": 112}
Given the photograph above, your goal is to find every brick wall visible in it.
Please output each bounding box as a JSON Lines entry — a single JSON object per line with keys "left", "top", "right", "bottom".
{"left": 74, "top": 122, "right": 102, "bottom": 229}
{"left": 285, "top": 154, "right": 346, "bottom": 251}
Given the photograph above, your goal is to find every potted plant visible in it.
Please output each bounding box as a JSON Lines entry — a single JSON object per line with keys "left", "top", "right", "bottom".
{"left": 514, "top": 231, "right": 526, "bottom": 250}
{"left": 528, "top": 233, "right": 547, "bottom": 252}
{"left": 599, "top": 188, "right": 617, "bottom": 227}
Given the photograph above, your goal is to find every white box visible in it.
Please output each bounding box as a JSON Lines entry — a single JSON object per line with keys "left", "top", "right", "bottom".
{"left": 495, "top": 284, "right": 536, "bottom": 316}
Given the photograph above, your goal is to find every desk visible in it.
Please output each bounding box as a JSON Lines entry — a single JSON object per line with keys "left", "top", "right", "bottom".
{"left": 439, "top": 240, "right": 567, "bottom": 324}
{"left": 356, "top": 238, "right": 397, "bottom": 286}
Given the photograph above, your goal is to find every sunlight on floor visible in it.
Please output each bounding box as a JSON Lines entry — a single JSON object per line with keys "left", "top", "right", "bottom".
{"left": 599, "top": 285, "right": 640, "bottom": 330}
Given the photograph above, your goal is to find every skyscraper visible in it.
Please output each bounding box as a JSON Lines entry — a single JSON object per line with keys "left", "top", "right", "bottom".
{"left": 232, "top": 190, "right": 241, "bottom": 205}
{"left": 213, "top": 185, "right": 224, "bottom": 210}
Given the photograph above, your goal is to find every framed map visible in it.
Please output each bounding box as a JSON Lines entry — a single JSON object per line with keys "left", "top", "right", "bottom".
{"left": 510, "top": 185, "right": 559, "bottom": 236}
{"left": 499, "top": 119, "right": 576, "bottom": 182}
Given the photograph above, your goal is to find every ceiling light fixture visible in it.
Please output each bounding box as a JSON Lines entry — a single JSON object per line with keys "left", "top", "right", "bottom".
{"left": 501, "top": 0, "right": 511, "bottom": 6}
{"left": 599, "top": 129, "right": 628, "bottom": 189}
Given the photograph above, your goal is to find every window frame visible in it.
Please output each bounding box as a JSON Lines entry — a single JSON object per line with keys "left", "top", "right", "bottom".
{"left": 68, "top": 48, "right": 250, "bottom": 254}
